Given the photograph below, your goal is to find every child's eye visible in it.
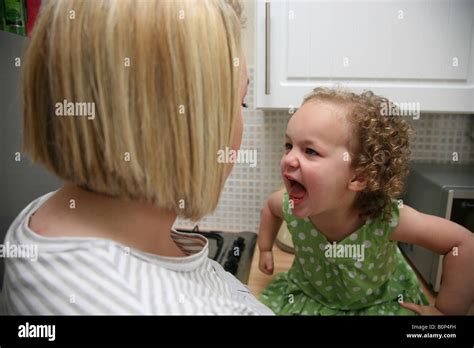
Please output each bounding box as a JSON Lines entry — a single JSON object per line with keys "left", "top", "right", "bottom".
{"left": 284, "top": 143, "right": 292, "bottom": 151}
{"left": 305, "top": 148, "right": 319, "bottom": 156}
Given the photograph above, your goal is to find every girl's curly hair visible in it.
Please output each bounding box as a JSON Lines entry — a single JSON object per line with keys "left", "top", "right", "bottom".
{"left": 303, "top": 87, "right": 413, "bottom": 221}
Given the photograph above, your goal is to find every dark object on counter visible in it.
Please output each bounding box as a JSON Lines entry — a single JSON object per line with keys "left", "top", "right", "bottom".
{"left": 176, "top": 226, "right": 257, "bottom": 284}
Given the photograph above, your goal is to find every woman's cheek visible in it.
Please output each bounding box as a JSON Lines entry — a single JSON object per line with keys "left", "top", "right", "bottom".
{"left": 225, "top": 112, "right": 244, "bottom": 178}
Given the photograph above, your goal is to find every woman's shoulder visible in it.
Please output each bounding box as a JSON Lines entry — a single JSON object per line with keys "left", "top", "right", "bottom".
{"left": 4, "top": 217, "right": 273, "bottom": 315}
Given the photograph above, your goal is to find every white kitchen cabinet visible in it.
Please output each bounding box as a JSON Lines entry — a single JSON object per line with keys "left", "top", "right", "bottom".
{"left": 254, "top": 0, "right": 474, "bottom": 113}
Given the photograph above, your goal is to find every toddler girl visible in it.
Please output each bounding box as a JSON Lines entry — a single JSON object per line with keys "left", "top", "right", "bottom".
{"left": 258, "top": 88, "right": 474, "bottom": 315}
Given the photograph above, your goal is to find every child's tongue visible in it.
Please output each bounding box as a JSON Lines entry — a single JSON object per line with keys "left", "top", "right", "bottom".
{"left": 290, "top": 181, "right": 306, "bottom": 199}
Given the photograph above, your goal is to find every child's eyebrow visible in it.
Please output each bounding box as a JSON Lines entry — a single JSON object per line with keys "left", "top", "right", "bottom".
{"left": 301, "top": 139, "right": 322, "bottom": 148}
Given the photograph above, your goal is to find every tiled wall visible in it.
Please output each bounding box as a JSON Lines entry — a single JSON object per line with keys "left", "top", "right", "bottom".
{"left": 175, "top": 67, "right": 474, "bottom": 233}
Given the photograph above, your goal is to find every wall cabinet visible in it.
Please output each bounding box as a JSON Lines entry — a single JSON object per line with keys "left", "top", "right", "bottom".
{"left": 255, "top": 0, "right": 474, "bottom": 113}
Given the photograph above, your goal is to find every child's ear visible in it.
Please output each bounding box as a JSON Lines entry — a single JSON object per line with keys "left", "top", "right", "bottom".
{"left": 348, "top": 172, "right": 367, "bottom": 192}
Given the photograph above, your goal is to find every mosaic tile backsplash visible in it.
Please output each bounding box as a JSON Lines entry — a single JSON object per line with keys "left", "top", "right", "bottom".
{"left": 175, "top": 67, "right": 474, "bottom": 232}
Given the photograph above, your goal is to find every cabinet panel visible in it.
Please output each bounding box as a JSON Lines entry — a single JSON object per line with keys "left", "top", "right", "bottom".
{"left": 255, "top": 0, "right": 474, "bottom": 112}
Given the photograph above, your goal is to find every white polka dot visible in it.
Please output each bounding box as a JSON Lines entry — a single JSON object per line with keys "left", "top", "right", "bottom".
{"left": 360, "top": 297, "right": 368, "bottom": 304}
{"left": 315, "top": 265, "right": 321, "bottom": 272}
{"left": 374, "top": 299, "right": 382, "bottom": 304}
{"left": 374, "top": 228, "right": 384, "bottom": 236}
{"left": 290, "top": 220, "right": 298, "bottom": 227}
{"left": 365, "top": 218, "right": 373, "bottom": 225}
{"left": 338, "top": 264, "right": 345, "bottom": 270}
{"left": 349, "top": 233, "right": 358, "bottom": 241}
{"left": 310, "top": 257, "right": 315, "bottom": 263}
{"left": 360, "top": 274, "right": 367, "bottom": 280}
{"left": 325, "top": 286, "right": 333, "bottom": 291}
{"left": 311, "top": 229, "right": 318, "bottom": 237}
{"left": 372, "top": 275, "right": 378, "bottom": 282}
{"left": 319, "top": 243, "right": 326, "bottom": 251}
{"left": 352, "top": 287, "right": 361, "bottom": 292}
{"left": 368, "top": 263, "right": 374, "bottom": 270}
{"left": 304, "top": 217, "right": 310, "bottom": 222}
{"left": 399, "top": 275, "right": 405, "bottom": 281}
{"left": 378, "top": 262, "right": 384, "bottom": 269}
{"left": 389, "top": 218, "right": 397, "bottom": 227}
{"left": 366, "top": 288, "right": 373, "bottom": 295}
{"left": 299, "top": 258, "right": 305, "bottom": 264}
{"left": 298, "top": 232, "right": 306, "bottom": 240}
{"left": 315, "top": 280, "right": 323, "bottom": 286}
{"left": 325, "top": 273, "right": 331, "bottom": 279}
{"left": 333, "top": 269, "right": 339, "bottom": 275}
{"left": 348, "top": 271, "right": 355, "bottom": 279}
{"left": 363, "top": 240, "right": 372, "bottom": 248}
{"left": 355, "top": 261, "right": 363, "bottom": 268}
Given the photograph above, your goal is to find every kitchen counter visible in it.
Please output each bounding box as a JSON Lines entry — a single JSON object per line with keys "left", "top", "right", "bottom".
{"left": 248, "top": 245, "right": 295, "bottom": 297}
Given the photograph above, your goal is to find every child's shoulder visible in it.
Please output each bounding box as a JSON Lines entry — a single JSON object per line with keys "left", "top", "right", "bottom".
{"left": 363, "top": 199, "right": 401, "bottom": 238}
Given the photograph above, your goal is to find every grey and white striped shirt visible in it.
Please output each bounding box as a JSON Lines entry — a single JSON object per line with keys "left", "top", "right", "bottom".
{"left": 1, "top": 192, "right": 274, "bottom": 315}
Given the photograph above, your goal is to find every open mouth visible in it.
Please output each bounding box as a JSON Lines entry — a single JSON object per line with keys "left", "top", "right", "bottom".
{"left": 285, "top": 175, "right": 307, "bottom": 205}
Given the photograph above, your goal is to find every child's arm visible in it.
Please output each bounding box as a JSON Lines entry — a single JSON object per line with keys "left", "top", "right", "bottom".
{"left": 258, "top": 189, "right": 285, "bottom": 275}
{"left": 390, "top": 204, "right": 474, "bottom": 315}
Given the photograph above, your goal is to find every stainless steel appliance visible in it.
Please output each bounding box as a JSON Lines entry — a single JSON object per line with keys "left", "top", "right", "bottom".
{"left": 399, "top": 163, "right": 474, "bottom": 292}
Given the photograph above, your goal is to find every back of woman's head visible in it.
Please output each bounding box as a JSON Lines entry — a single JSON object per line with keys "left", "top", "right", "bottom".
{"left": 22, "top": 0, "right": 243, "bottom": 220}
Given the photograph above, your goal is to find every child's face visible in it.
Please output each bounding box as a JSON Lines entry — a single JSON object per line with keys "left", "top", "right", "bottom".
{"left": 281, "top": 101, "right": 358, "bottom": 218}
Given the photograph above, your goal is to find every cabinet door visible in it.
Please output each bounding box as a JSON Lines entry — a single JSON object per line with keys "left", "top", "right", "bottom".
{"left": 255, "top": 0, "right": 474, "bottom": 113}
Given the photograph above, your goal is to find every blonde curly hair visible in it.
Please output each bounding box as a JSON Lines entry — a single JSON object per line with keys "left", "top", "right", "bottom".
{"left": 303, "top": 87, "right": 413, "bottom": 221}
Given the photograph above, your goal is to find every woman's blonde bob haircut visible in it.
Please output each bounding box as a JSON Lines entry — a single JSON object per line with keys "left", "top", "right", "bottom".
{"left": 22, "top": 0, "right": 242, "bottom": 220}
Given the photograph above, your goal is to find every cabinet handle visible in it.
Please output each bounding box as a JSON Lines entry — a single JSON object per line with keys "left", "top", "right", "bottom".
{"left": 265, "top": 1, "right": 271, "bottom": 95}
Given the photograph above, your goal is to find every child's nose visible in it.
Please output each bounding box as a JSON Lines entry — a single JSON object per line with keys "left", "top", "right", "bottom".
{"left": 282, "top": 149, "right": 300, "bottom": 169}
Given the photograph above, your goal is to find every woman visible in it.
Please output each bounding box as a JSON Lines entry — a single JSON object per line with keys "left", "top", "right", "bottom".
{"left": 2, "top": 0, "right": 273, "bottom": 315}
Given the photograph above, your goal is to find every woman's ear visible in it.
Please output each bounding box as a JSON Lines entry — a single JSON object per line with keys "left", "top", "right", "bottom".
{"left": 348, "top": 172, "right": 367, "bottom": 192}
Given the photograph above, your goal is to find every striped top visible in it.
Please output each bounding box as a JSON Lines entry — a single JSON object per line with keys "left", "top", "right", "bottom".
{"left": 1, "top": 192, "right": 273, "bottom": 315}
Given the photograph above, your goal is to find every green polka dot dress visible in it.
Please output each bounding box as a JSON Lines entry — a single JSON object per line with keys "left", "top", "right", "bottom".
{"left": 260, "top": 193, "right": 429, "bottom": 315}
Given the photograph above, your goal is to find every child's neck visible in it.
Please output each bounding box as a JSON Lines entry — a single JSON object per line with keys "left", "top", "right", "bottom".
{"left": 309, "top": 206, "right": 365, "bottom": 243}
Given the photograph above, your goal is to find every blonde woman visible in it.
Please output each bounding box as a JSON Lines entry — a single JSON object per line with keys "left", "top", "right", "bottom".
{"left": 2, "top": 0, "right": 273, "bottom": 315}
